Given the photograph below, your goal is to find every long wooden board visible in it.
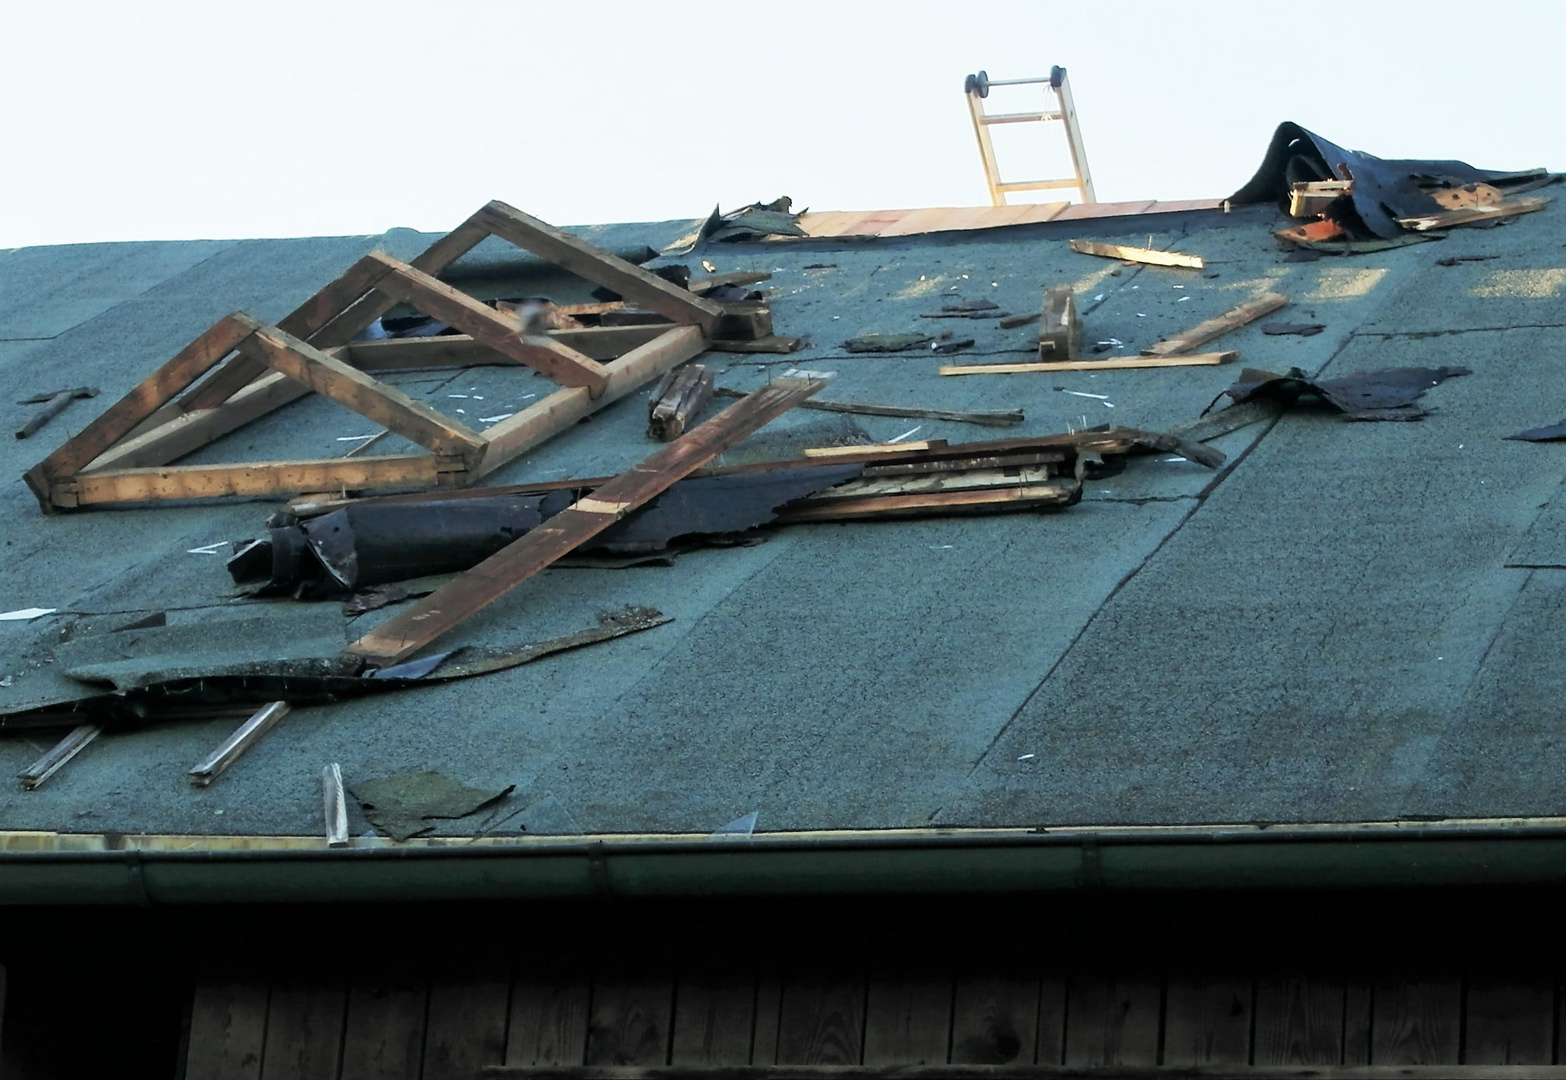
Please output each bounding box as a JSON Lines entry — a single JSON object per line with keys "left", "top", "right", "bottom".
{"left": 345, "top": 374, "right": 830, "bottom": 665}
{"left": 1397, "top": 194, "right": 1550, "bottom": 231}
{"left": 1143, "top": 294, "right": 1287, "bottom": 357}
{"left": 1069, "top": 238, "right": 1205, "bottom": 269}
{"left": 68, "top": 454, "right": 460, "bottom": 507}
{"left": 941, "top": 353, "right": 1235, "bottom": 376}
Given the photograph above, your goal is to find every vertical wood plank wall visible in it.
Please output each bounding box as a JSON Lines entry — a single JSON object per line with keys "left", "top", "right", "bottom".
{"left": 182, "top": 892, "right": 1566, "bottom": 1078}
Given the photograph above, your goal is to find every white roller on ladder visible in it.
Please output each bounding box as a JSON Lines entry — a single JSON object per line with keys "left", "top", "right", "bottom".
{"left": 964, "top": 67, "right": 1096, "bottom": 207}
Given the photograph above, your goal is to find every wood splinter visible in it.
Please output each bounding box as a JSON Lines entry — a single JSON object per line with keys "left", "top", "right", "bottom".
{"left": 647, "top": 364, "right": 715, "bottom": 441}
{"left": 1039, "top": 285, "right": 1082, "bottom": 361}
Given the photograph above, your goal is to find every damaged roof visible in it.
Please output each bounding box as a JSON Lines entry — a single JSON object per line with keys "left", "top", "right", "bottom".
{"left": 4, "top": 178, "right": 1566, "bottom": 856}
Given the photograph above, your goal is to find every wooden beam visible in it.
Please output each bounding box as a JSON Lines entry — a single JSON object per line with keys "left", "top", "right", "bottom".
{"left": 237, "top": 323, "right": 485, "bottom": 458}
{"left": 1069, "top": 238, "right": 1204, "bottom": 269}
{"left": 1039, "top": 286, "right": 1080, "bottom": 360}
{"left": 647, "top": 364, "right": 714, "bottom": 441}
{"left": 941, "top": 352, "right": 1236, "bottom": 376}
{"left": 1288, "top": 180, "right": 1354, "bottom": 217}
{"left": 66, "top": 455, "right": 459, "bottom": 507}
{"left": 24, "top": 312, "right": 259, "bottom": 503}
{"left": 475, "top": 200, "right": 725, "bottom": 332}
{"left": 476, "top": 325, "right": 708, "bottom": 479}
{"left": 363, "top": 252, "right": 610, "bottom": 392}
{"left": 345, "top": 373, "right": 831, "bottom": 665}
{"left": 188, "top": 702, "right": 291, "bottom": 787}
{"left": 17, "top": 723, "right": 102, "bottom": 790}
{"left": 323, "top": 763, "right": 349, "bottom": 847}
{"left": 345, "top": 325, "right": 673, "bottom": 370}
{"left": 775, "top": 481, "right": 1078, "bottom": 522}
{"left": 1397, "top": 194, "right": 1550, "bottom": 231}
{"left": 1143, "top": 294, "right": 1287, "bottom": 357}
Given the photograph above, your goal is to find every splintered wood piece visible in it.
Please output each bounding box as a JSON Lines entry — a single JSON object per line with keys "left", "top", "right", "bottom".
{"left": 1288, "top": 180, "right": 1354, "bottom": 217}
{"left": 688, "top": 271, "right": 772, "bottom": 295}
{"left": 323, "top": 763, "right": 349, "bottom": 847}
{"left": 647, "top": 365, "right": 715, "bottom": 441}
{"left": 1039, "top": 286, "right": 1081, "bottom": 360}
{"left": 1143, "top": 294, "right": 1287, "bottom": 356}
{"left": 1398, "top": 194, "right": 1550, "bottom": 231}
{"left": 188, "top": 702, "right": 291, "bottom": 786}
{"left": 942, "top": 352, "right": 1235, "bottom": 376}
{"left": 476, "top": 201, "right": 726, "bottom": 332}
{"left": 345, "top": 325, "right": 675, "bottom": 369}
{"left": 18, "top": 723, "right": 102, "bottom": 790}
{"left": 68, "top": 455, "right": 460, "bottom": 507}
{"left": 807, "top": 464, "right": 1057, "bottom": 499}
{"left": 712, "top": 386, "right": 1023, "bottom": 428}
{"left": 345, "top": 373, "right": 832, "bottom": 665}
{"left": 476, "top": 325, "right": 709, "bottom": 479}
{"left": 1069, "top": 238, "right": 1205, "bottom": 269}
{"left": 803, "top": 440, "right": 945, "bottom": 457}
{"left": 25, "top": 312, "right": 260, "bottom": 495}
{"left": 236, "top": 322, "right": 485, "bottom": 457}
{"left": 363, "top": 252, "right": 611, "bottom": 392}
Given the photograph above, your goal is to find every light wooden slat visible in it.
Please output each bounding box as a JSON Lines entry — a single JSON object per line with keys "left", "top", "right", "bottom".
{"left": 1370, "top": 915, "right": 1461, "bottom": 1066}
{"left": 1397, "top": 194, "right": 1550, "bottom": 231}
{"left": 188, "top": 702, "right": 291, "bottom": 787}
{"left": 1163, "top": 912, "right": 1254, "bottom": 1066}
{"left": 17, "top": 723, "right": 102, "bottom": 790}
{"left": 69, "top": 454, "right": 456, "bottom": 506}
{"left": 346, "top": 325, "right": 672, "bottom": 370}
{"left": 345, "top": 373, "right": 828, "bottom": 665}
{"left": 364, "top": 252, "right": 610, "bottom": 392}
{"left": 505, "top": 936, "right": 591, "bottom": 1067}
{"left": 1069, "top": 239, "right": 1205, "bottom": 269}
{"left": 951, "top": 974, "right": 1040, "bottom": 1065}
{"left": 477, "top": 201, "right": 723, "bottom": 332}
{"left": 481, "top": 1068, "right": 1566, "bottom": 1079}
{"left": 236, "top": 322, "right": 484, "bottom": 457}
{"left": 862, "top": 924, "right": 952, "bottom": 1066}
{"left": 1143, "top": 294, "right": 1287, "bottom": 357}
{"left": 941, "top": 352, "right": 1235, "bottom": 376}
{"left": 1464, "top": 923, "right": 1554, "bottom": 1065}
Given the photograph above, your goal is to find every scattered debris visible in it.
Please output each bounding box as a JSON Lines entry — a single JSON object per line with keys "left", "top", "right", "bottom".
{"left": 842, "top": 333, "right": 933, "bottom": 353}
{"left": 1143, "top": 294, "right": 1286, "bottom": 357}
{"left": 712, "top": 386, "right": 1023, "bottom": 428}
{"left": 1213, "top": 365, "right": 1470, "bottom": 422}
{"left": 0, "top": 608, "right": 55, "bottom": 622}
{"left": 1069, "top": 238, "right": 1204, "bottom": 269}
{"left": 647, "top": 364, "right": 715, "bottom": 441}
{"left": 1506, "top": 420, "right": 1566, "bottom": 442}
{"left": 15, "top": 386, "right": 99, "bottom": 440}
{"left": 348, "top": 770, "right": 516, "bottom": 842}
{"left": 1039, "top": 285, "right": 1082, "bottom": 359}
{"left": 1435, "top": 254, "right": 1499, "bottom": 267}
{"left": 187, "top": 701, "right": 291, "bottom": 787}
{"left": 688, "top": 271, "right": 772, "bottom": 296}
{"left": 18, "top": 723, "right": 101, "bottom": 791}
{"left": 1262, "top": 322, "right": 1325, "bottom": 338}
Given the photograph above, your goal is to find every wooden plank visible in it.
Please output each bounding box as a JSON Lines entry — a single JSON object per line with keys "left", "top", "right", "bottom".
{"left": 714, "top": 387, "right": 1023, "bottom": 428}
{"left": 951, "top": 974, "right": 1040, "bottom": 1065}
{"left": 188, "top": 702, "right": 291, "bottom": 787}
{"left": 17, "top": 722, "right": 101, "bottom": 790}
{"left": 1038, "top": 286, "right": 1080, "bottom": 360}
{"left": 1062, "top": 910, "right": 1162, "bottom": 1069}
{"left": 423, "top": 942, "right": 514, "bottom": 1080}
{"left": 806, "top": 465, "right": 1057, "bottom": 501}
{"left": 586, "top": 979, "right": 674, "bottom": 1065}
{"left": 346, "top": 373, "right": 828, "bottom": 665}
{"left": 480, "top": 1067, "right": 1566, "bottom": 1079}
{"left": 322, "top": 763, "right": 348, "bottom": 847}
{"left": 648, "top": 364, "right": 715, "bottom": 441}
{"left": 476, "top": 325, "right": 709, "bottom": 479}
{"left": 1163, "top": 911, "right": 1253, "bottom": 1066}
{"left": 1369, "top": 915, "right": 1461, "bottom": 1067}
{"left": 803, "top": 441, "right": 945, "bottom": 458}
{"left": 477, "top": 201, "right": 725, "bottom": 332}
{"left": 186, "top": 981, "right": 269, "bottom": 1080}
{"left": 1463, "top": 922, "right": 1553, "bottom": 1065}
{"left": 340, "top": 965, "right": 428, "bottom": 1080}
{"left": 942, "top": 352, "right": 1235, "bottom": 376}
{"left": 862, "top": 918, "right": 952, "bottom": 1066}
{"left": 505, "top": 932, "right": 590, "bottom": 1067}
{"left": 1143, "top": 294, "right": 1287, "bottom": 357}
{"left": 1069, "top": 238, "right": 1204, "bottom": 269}
{"left": 69, "top": 454, "right": 456, "bottom": 507}
{"left": 25, "top": 312, "right": 259, "bottom": 496}
{"left": 259, "top": 981, "right": 347, "bottom": 1080}
{"left": 1397, "top": 194, "right": 1550, "bottom": 231}
{"left": 689, "top": 271, "right": 773, "bottom": 295}
{"left": 1252, "top": 910, "right": 1347, "bottom": 1067}
{"left": 672, "top": 913, "right": 759, "bottom": 1067}
{"left": 237, "top": 322, "right": 485, "bottom": 457}
{"left": 345, "top": 325, "right": 672, "bottom": 370}
{"left": 365, "top": 252, "right": 610, "bottom": 391}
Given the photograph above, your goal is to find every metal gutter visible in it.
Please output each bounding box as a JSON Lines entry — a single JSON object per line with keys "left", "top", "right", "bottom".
{"left": 4, "top": 819, "right": 1566, "bottom": 904}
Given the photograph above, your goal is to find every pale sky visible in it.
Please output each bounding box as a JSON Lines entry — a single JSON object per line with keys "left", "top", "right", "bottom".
{"left": 3, "top": 0, "right": 1561, "bottom": 249}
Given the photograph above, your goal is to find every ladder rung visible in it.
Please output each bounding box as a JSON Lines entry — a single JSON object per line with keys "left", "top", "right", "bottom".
{"left": 979, "top": 110, "right": 1064, "bottom": 125}
{"left": 996, "top": 179, "right": 1083, "bottom": 193}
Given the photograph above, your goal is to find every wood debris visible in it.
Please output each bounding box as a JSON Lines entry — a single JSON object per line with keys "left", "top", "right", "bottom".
{"left": 188, "top": 701, "right": 291, "bottom": 787}
{"left": 1069, "top": 238, "right": 1205, "bottom": 269}
{"left": 647, "top": 365, "right": 715, "bottom": 441}
{"left": 1143, "top": 294, "right": 1287, "bottom": 356}
{"left": 941, "top": 352, "right": 1235, "bottom": 377}
{"left": 18, "top": 723, "right": 101, "bottom": 790}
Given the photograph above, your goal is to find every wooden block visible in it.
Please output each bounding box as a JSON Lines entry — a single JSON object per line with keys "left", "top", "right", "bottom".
{"left": 188, "top": 702, "right": 291, "bottom": 786}
{"left": 476, "top": 200, "right": 725, "bottom": 332}
{"left": 647, "top": 364, "right": 715, "bottom": 441}
{"left": 1143, "top": 293, "right": 1288, "bottom": 356}
{"left": 364, "top": 252, "right": 610, "bottom": 393}
{"left": 17, "top": 723, "right": 101, "bottom": 790}
{"left": 323, "top": 763, "right": 349, "bottom": 847}
{"left": 345, "top": 374, "right": 831, "bottom": 665}
{"left": 1069, "top": 238, "right": 1205, "bottom": 269}
{"left": 941, "top": 352, "right": 1236, "bottom": 376}
{"left": 1039, "top": 286, "right": 1080, "bottom": 361}
{"left": 1288, "top": 180, "right": 1354, "bottom": 217}
{"left": 236, "top": 322, "right": 485, "bottom": 458}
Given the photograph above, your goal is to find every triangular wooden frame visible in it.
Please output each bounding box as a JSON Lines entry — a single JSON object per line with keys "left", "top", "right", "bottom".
{"left": 24, "top": 200, "right": 764, "bottom": 512}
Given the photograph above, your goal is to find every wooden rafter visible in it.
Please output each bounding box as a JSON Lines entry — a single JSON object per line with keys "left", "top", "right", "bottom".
{"left": 24, "top": 201, "right": 769, "bottom": 512}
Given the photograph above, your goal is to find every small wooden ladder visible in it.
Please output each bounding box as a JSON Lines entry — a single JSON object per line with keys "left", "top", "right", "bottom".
{"left": 963, "top": 66, "right": 1096, "bottom": 207}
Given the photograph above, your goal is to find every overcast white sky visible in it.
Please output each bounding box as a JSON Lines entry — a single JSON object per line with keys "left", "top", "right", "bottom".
{"left": 3, "top": 1, "right": 1562, "bottom": 249}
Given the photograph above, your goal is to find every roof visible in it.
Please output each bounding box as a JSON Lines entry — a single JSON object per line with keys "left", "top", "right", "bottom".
{"left": 3, "top": 192, "right": 1565, "bottom": 863}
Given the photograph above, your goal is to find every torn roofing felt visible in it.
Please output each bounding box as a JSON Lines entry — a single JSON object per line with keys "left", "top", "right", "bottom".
{"left": 1231, "top": 122, "right": 1558, "bottom": 238}
{"left": 1213, "top": 365, "right": 1471, "bottom": 422}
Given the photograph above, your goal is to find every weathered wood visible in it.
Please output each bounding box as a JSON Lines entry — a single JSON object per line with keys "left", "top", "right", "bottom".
{"left": 1069, "top": 238, "right": 1205, "bottom": 269}
{"left": 236, "top": 322, "right": 485, "bottom": 457}
{"left": 1038, "top": 286, "right": 1081, "bottom": 360}
{"left": 482, "top": 1068, "right": 1566, "bottom": 1079}
{"left": 423, "top": 950, "right": 514, "bottom": 1080}
{"left": 506, "top": 936, "right": 591, "bottom": 1067}
{"left": 69, "top": 455, "right": 459, "bottom": 507}
{"left": 1143, "top": 294, "right": 1287, "bottom": 357}
{"left": 260, "top": 980, "right": 348, "bottom": 1080}
{"left": 707, "top": 336, "right": 803, "bottom": 355}
{"left": 672, "top": 971, "right": 757, "bottom": 1066}
{"left": 775, "top": 482, "right": 1077, "bottom": 523}
{"left": 323, "top": 763, "right": 348, "bottom": 847}
{"left": 477, "top": 201, "right": 725, "bottom": 332}
{"left": 951, "top": 973, "right": 1040, "bottom": 1065}
{"left": 1370, "top": 918, "right": 1462, "bottom": 1066}
{"left": 25, "top": 312, "right": 259, "bottom": 493}
{"left": 998, "top": 312, "right": 1043, "bottom": 330}
{"left": 15, "top": 388, "right": 95, "bottom": 439}
{"left": 1252, "top": 923, "right": 1347, "bottom": 1067}
{"left": 186, "top": 981, "right": 269, "bottom": 1080}
{"left": 648, "top": 365, "right": 715, "bottom": 441}
{"left": 1398, "top": 194, "right": 1550, "bottom": 231}
{"left": 347, "top": 374, "right": 829, "bottom": 664}
{"left": 345, "top": 325, "right": 673, "bottom": 369}
{"left": 803, "top": 441, "right": 945, "bottom": 458}
{"left": 1163, "top": 913, "right": 1254, "bottom": 1066}
{"left": 188, "top": 702, "right": 291, "bottom": 787}
{"left": 340, "top": 964, "right": 428, "bottom": 1080}
{"left": 476, "top": 325, "right": 709, "bottom": 479}
{"left": 1288, "top": 180, "right": 1354, "bottom": 217}
{"left": 17, "top": 722, "right": 102, "bottom": 790}
{"left": 714, "top": 386, "right": 1024, "bottom": 428}
{"left": 806, "top": 465, "right": 1057, "bottom": 500}
{"left": 365, "top": 251, "right": 610, "bottom": 392}
{"left": 776, "top": 975, "right": 865, "bottom": 1065}
{"left": 689, "top": 271, "right": 773, "bottom": 295}
{"left": 1463, "top": 924, "right": 1553, "bottom": 1065}
{"left": 942, "top": 353, "right": 1235, "bottom": 376}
